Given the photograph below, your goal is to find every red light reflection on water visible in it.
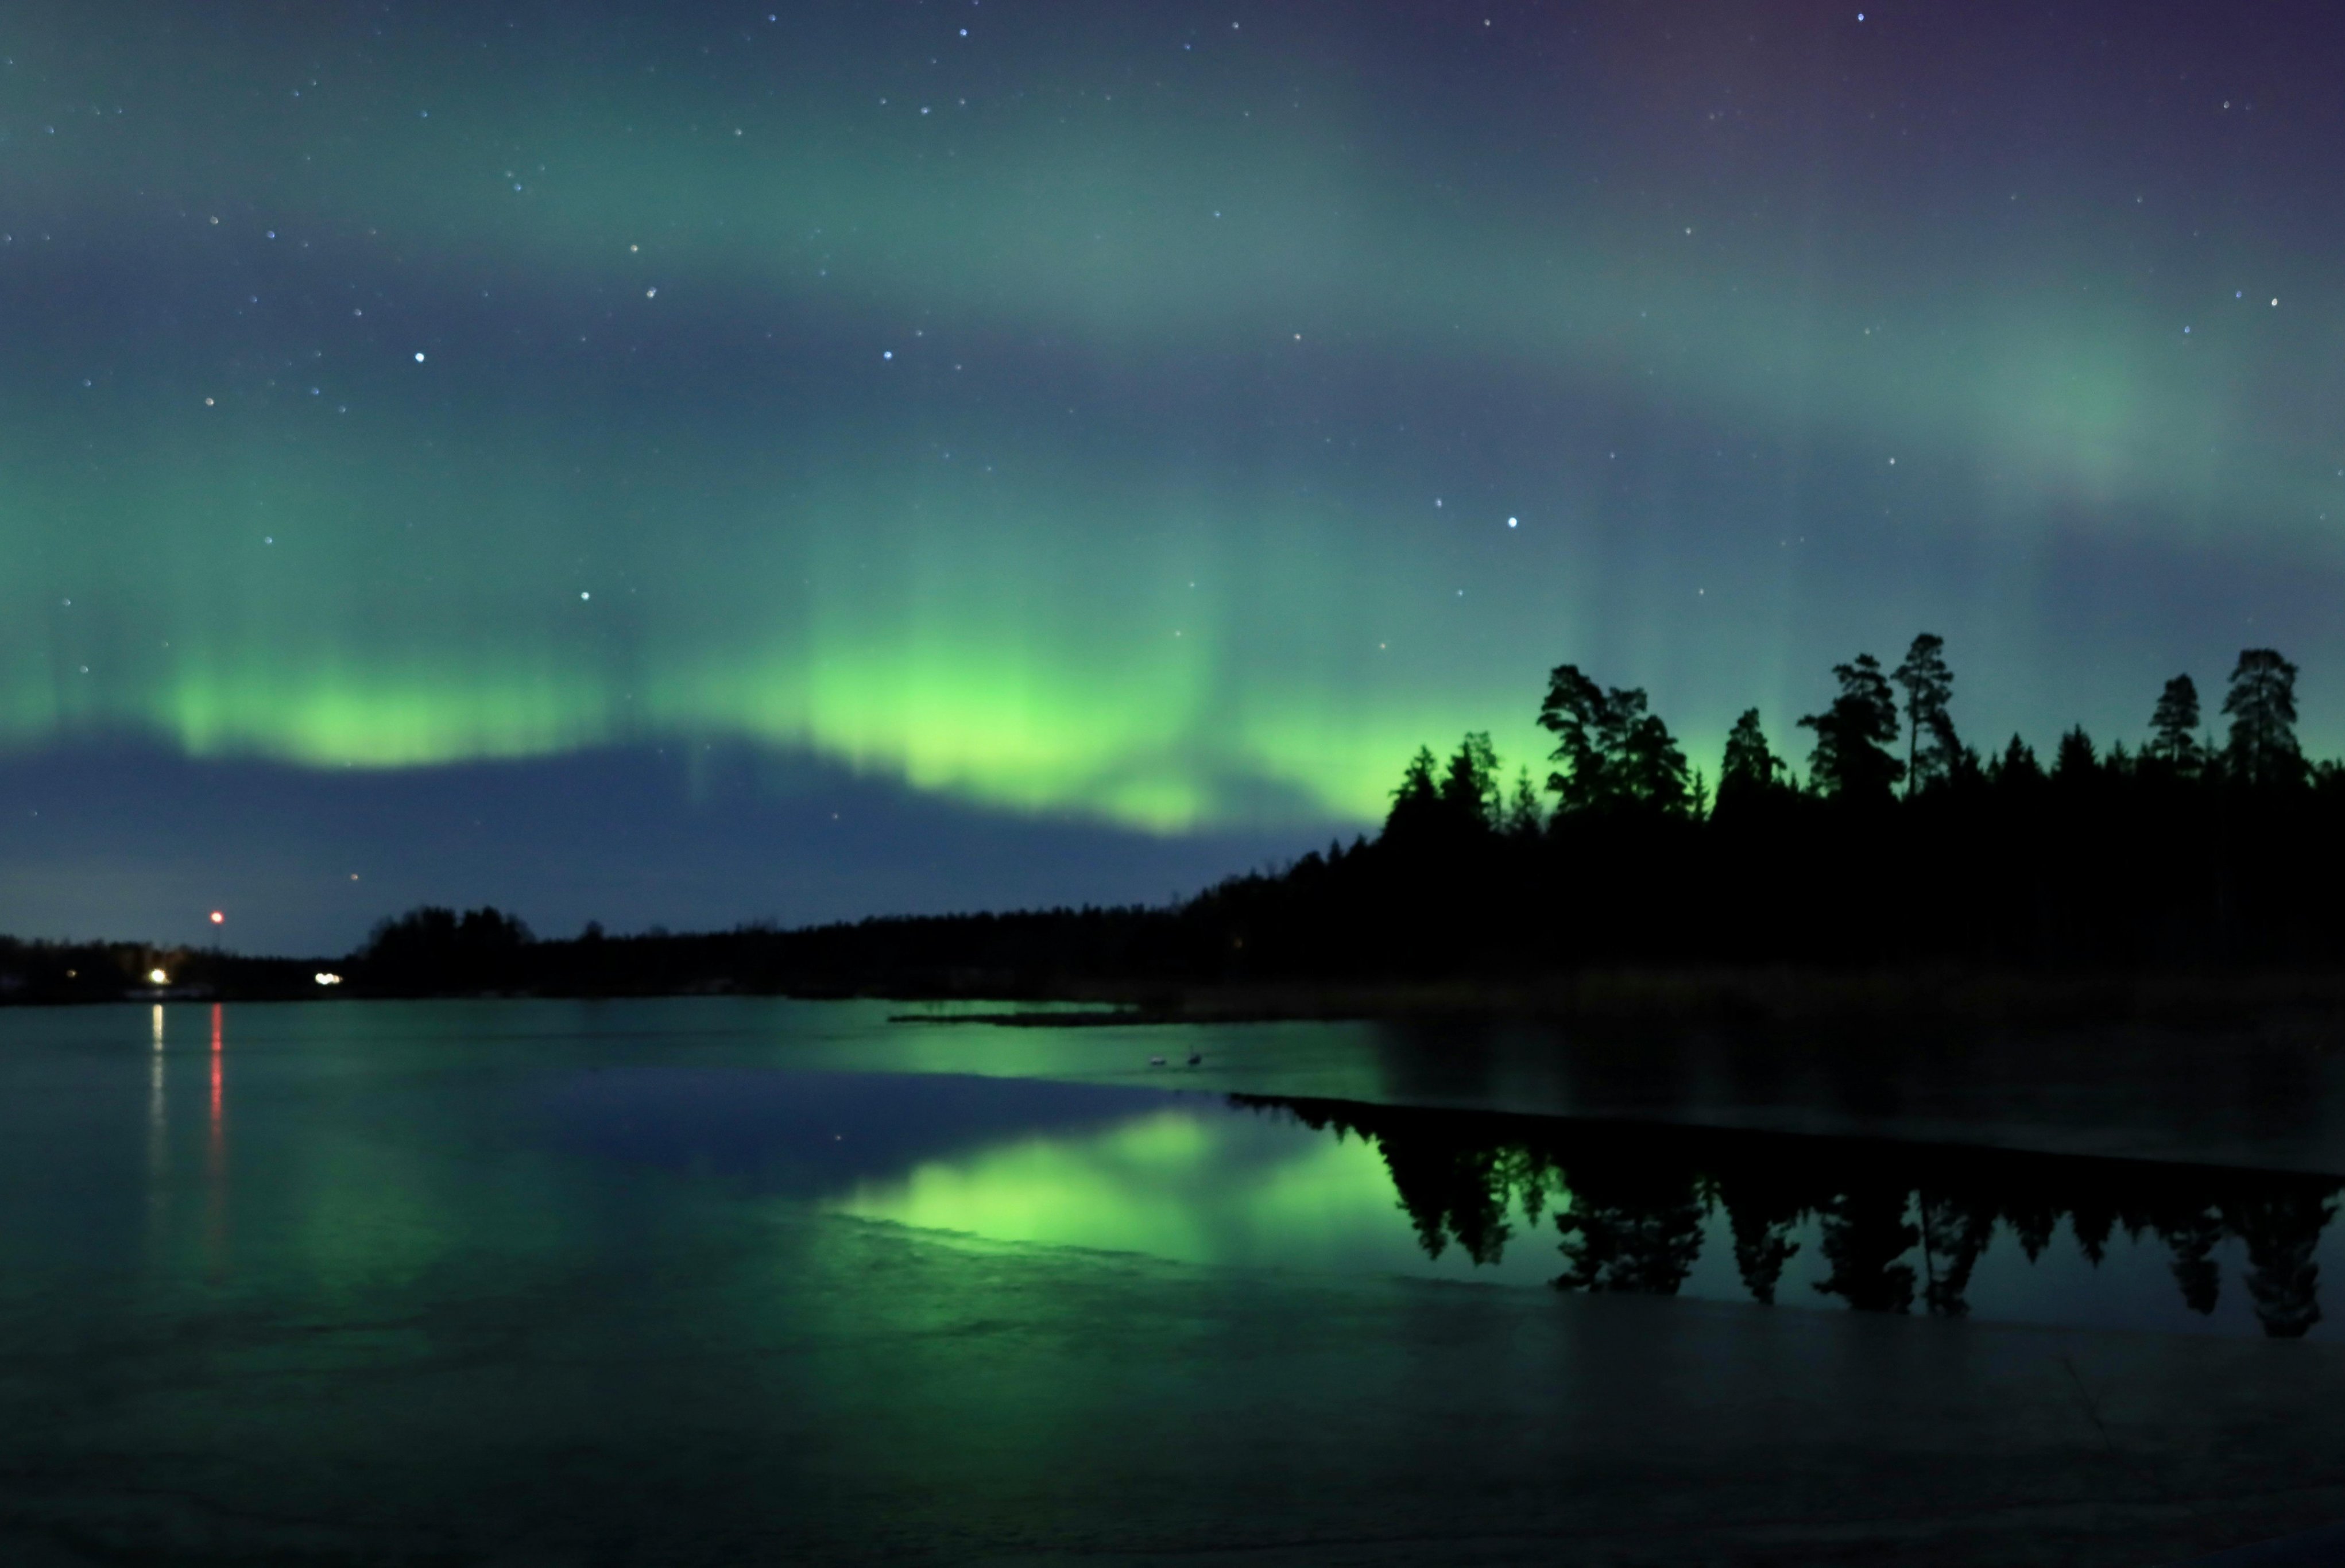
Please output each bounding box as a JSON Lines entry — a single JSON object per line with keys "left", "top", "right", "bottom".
{"left": 209, "top": 1002, "right": 223, "bottom": 1129}
{"left": 206, "top": 1002, "right": 226, "bottom": 1271}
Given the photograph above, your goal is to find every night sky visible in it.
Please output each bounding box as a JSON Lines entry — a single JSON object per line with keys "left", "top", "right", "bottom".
{"left": 6, "top": 1, "right": 2344, "bottom": 953}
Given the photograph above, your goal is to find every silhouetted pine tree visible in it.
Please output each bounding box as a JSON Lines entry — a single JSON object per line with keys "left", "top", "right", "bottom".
{"left": 1619, "top": 709, "right": 1692, "bottom": 814}
{"left": 1538, "top": 665, "right": 1616, "bottom": 812}
{"left": 1893, "top": 634, "right": 1960, "bottom": 795}
{"left": 1989, "top": 734, "right": 2043, "bottom": 788}
{"left": 2223, "top": 648, "right": 2307, "bottom": 788}
{"left": 2148, "top": 674, "right": 2205, "bottom": 777}
{"left": 1798, "top": 654, "right": 1906, "bottom": 804}
{"left": 1538, "top": 665, "right": 1690, "bottom": 816}
{"left": 1501, "top": 766, "right": 1545, "bottom": 839}
{"left": 1715, "top": 707, "right": 1789, "bottom": 817}
{"left": 1437, "top": 731, "right": 1502, "bottom": 834}
{"left": 2053, "top": 726, "right": 2099, "bottom": 784}
{"left": 1384, "top": 746, "right": 1442, "bottom": 840}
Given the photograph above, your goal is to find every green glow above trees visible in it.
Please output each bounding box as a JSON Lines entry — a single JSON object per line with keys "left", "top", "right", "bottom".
{"left": 6, "top": 3, "right": 2345, "bottom": 831}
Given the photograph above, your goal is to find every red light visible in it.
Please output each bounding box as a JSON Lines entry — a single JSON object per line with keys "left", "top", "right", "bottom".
{"left": 209, "top": 911, "right": 225, "bottom": 924}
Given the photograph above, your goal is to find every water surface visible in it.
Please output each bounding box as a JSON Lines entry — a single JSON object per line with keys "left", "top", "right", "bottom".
{"left": 6, "top": 997, "right": 2325, "bottom": 1340}
{"left": 2, "top": 996, "right": 2341, "bottom": 1566}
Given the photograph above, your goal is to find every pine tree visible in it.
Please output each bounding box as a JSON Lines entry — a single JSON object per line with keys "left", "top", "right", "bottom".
{"left": 1716, "top": 708, "right": 1786, "bottom": 816}
{"left": 1383, "top": 746, "right": 1442, "bottom": 838}
{"left": 2052, "top": 726, "right": 2098, "bottom": 783}
{"left": 2222, "top": 649, "right": 2306, "bottom": 787}
{"left": 1538, "top": 665, "right": 1614, "bottom": 812}
{"left": 1438, "top": 731, "right": 1502, "bottom": 831}
{"left": 1617, "top": 707, "right": 1692, "bottom": 814}
{"left": 1502, "top": 767, "right": 1545, "bottom": 838}
{"left": 1989, "top": 733, "right": 2042, "bottom": 787}
{"left": 1798, "top": 654, "right": 1906, "bottom": 803}
{"left": 1538, "top": 665, "right": 1690, "bottom": 815}
{"left": 2148, "top": 674, "right": 2204, "bottom": 776}
{"left": 1892, "top": 634, "right": 1960, "bottom": 795}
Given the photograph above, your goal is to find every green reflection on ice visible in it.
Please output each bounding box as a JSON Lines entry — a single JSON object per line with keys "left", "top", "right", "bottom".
{"left": 829, "top": 1103, "right": 1558, "bottom": 1284}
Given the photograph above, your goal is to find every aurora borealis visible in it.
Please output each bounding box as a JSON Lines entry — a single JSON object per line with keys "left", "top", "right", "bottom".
{"left": 7, "top": 1, "right": 2345, "bottom": 947}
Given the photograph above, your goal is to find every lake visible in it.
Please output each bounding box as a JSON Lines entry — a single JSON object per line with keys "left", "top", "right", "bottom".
{"left": 3, "top": 997, "right": 2341, "bottom": 1565}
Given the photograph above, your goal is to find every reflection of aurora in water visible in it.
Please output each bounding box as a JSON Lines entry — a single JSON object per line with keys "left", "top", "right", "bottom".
{"left": 1247, "top": 1098, "right": 2343, "bottom": 1340}
{"left": 823, "top": 1082, "right": 2341, "bottom": 1339}
{"left": 833, "top": 1104, "right": 1472, "bottom": 1280}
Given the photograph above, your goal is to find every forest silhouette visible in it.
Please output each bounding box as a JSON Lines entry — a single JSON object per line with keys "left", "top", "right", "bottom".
{"left": 9, "top": 638, "right": 2345, "bottom": 1003}
{"left": 1189, "top": 640, "right": 2345, "bottom": 977}
{"left": 1244, "top": 1094, "right": 2340, "bottom": 1338}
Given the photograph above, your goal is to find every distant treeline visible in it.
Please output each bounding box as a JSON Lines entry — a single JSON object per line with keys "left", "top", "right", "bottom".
{"left": 6, "top": 639, "right": 2343, "bottom": 1003}
{"left": 0, "top": 937, "right": 320, "bottom": 1006}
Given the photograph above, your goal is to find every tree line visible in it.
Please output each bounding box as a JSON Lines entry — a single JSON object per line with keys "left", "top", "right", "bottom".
{"left": 1391, "top": 638, "right": 2309, "bottom": 831}
{"left": 3, "top": 638, "right": 2339, "bottom": 1004}
{"left": 329, "top": 633, "right": 2345, "bottom": 992}
{"left": 1190, "top": 640, "right": 2345, "bottom": 973}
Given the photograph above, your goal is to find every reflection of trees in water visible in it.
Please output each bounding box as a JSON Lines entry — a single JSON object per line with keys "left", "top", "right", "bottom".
{"left": 1373, "top": 1136, "right": 1562, "bottom": 1265}
{"left": 1552, "top": 1173, "right": 1705, "bottom": 1295}
{"left": 1714, "top": 1170, "right": 1804, "bottom": 1304}
{"left": 1917, "top": 1194, "right": 1996, "bottom": 1319}
{"left": 1814, "top": 1189, "right": 1918, "bottom": 1313}
{"left": 2232, "top": 1191, "right": 2333, "bottom": 1338}
{"left": 2161, "top": 1207, "right": 2225, "bottom": 1315}
{"left": 1247, "top": 1097, "right": 2341, "bottom": 1338}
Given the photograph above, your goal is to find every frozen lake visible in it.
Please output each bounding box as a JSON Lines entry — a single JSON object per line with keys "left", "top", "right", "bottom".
{"left": 1, "top": 996, "right": 2340, "bottom": 1564}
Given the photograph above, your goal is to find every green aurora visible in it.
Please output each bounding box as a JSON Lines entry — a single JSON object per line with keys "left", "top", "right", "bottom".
{"left": 6, "top": 2, "right": 2344, "bottom": 834}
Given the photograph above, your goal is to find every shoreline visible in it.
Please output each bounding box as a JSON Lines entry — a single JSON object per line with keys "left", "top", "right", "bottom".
{"left": 879, "top": 965, "right": 2345, "bottom": 1039}
{"left": 12, "top": 963, "right": 2345, "bottom": 1043}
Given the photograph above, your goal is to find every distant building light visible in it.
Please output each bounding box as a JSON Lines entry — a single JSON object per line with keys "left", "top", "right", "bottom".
{"left": 314, "top": 972, "right": 343, "bottom": 986}
{"left": 148, "top": 968, "right": 168, "bottom": 985}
